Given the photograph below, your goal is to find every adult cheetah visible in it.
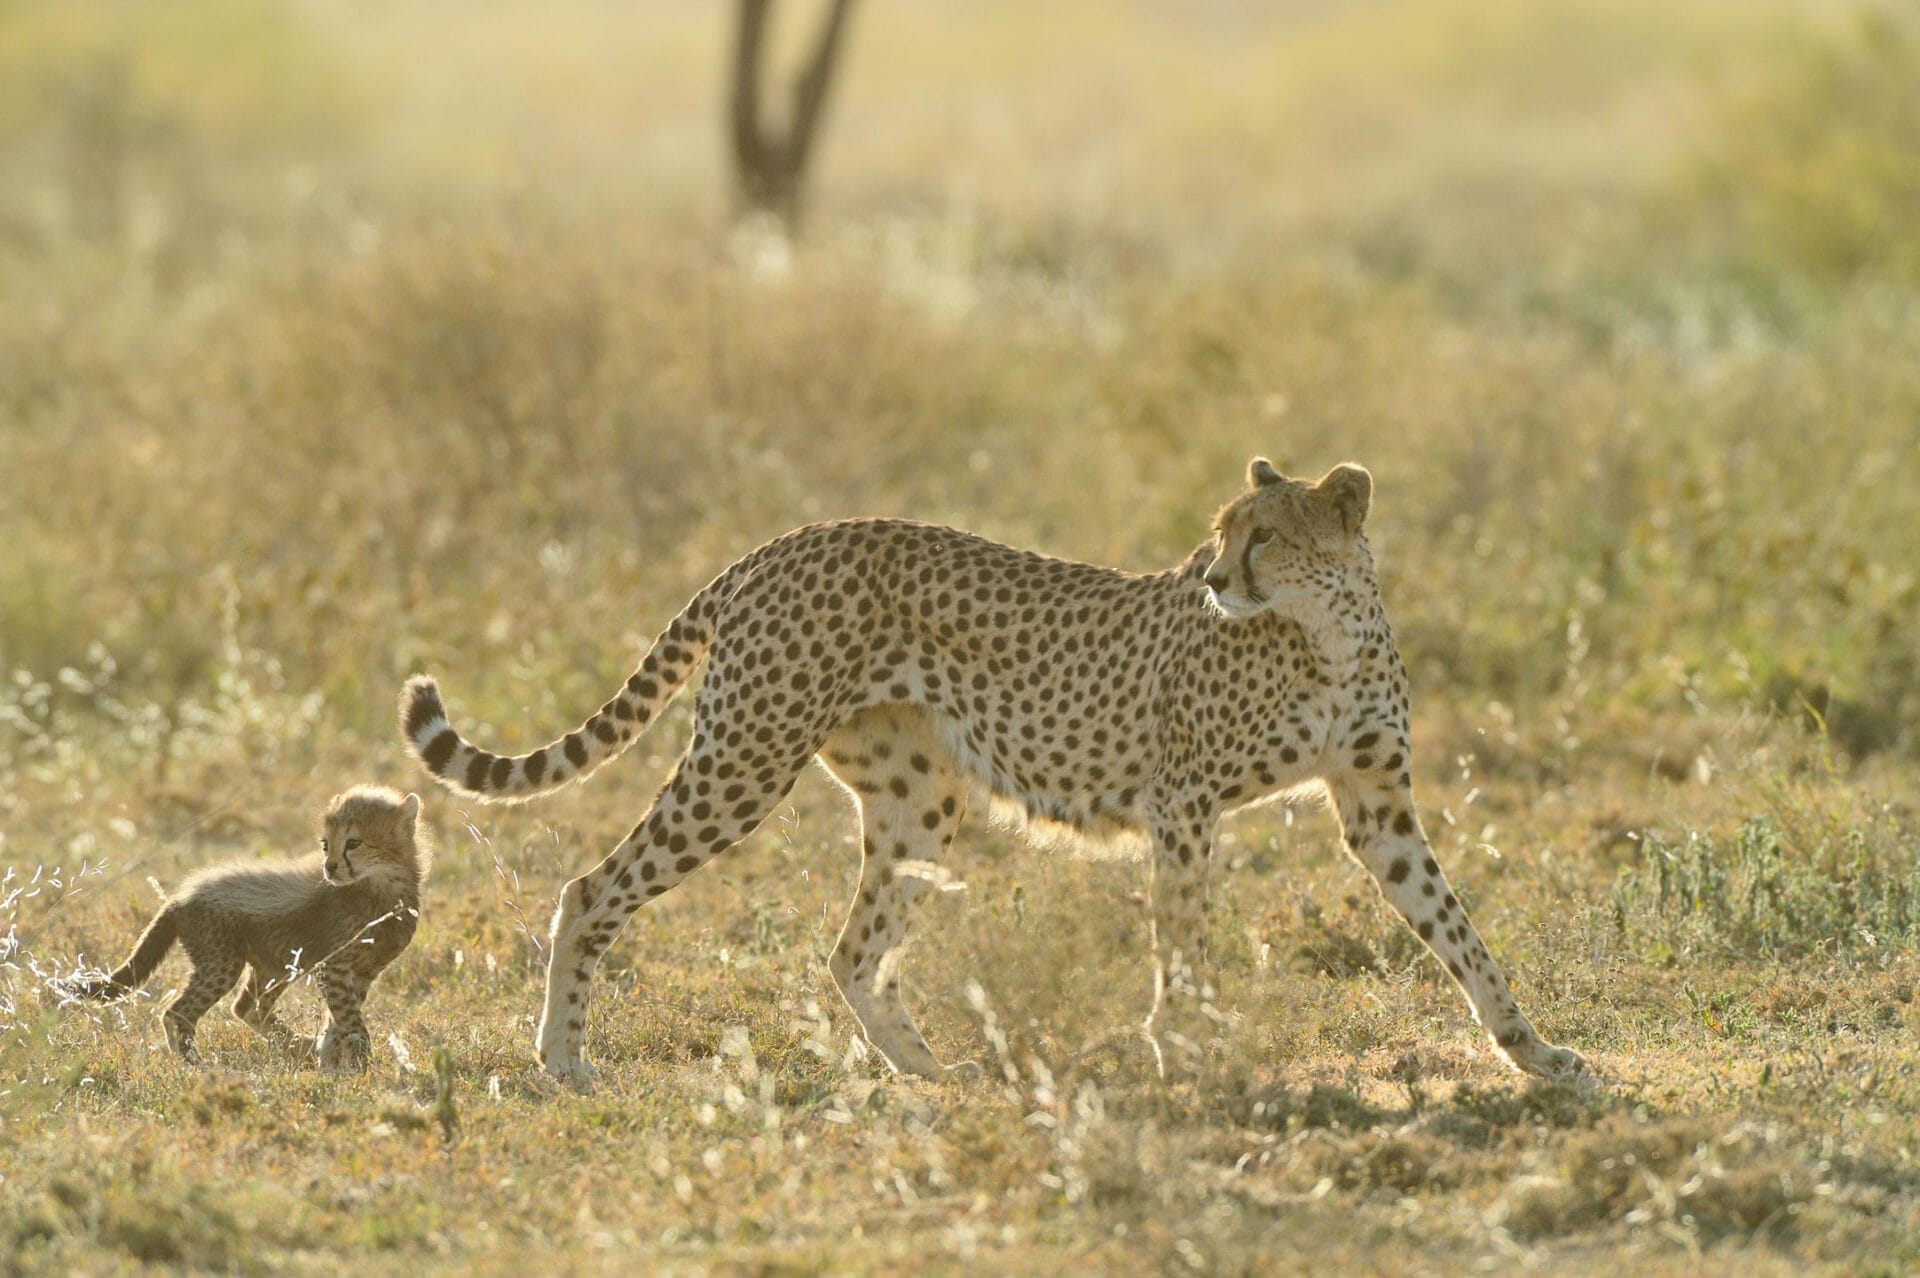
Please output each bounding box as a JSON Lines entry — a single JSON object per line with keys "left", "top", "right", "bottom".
{"left": 400, "top": 459, "right": 1583, "bottom": 1083}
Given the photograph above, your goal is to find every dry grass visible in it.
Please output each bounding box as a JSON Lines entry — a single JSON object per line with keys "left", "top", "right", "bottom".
{"left": 5, "top": 0, "right": 1920, "bottom": 1272}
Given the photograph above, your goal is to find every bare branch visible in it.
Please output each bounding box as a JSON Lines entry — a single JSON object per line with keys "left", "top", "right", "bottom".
{"left": 727, "top": 0, "right": 859, "bottom": 230}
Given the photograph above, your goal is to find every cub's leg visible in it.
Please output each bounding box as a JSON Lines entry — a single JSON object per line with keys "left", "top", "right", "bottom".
{"left": 538, "top": 730, "right": 814, "bottom": 1082}
{"left": 819, "top": 709, "right": 972, "bottom": 1079}
{"left": 233, "top": 969, "right": 307, "bottom": 1058}
{"left": 1331, "top": 773, "right": 1583, "bottom": 1079}
{"left": 1143, "top": 801, "right": 1218, "bottom": 1074}
{"left": 164, "top": 936, "right": 246, "bottom": 1064}
{"left": 316, "top": 960, "right": 375, "bottom": 1069}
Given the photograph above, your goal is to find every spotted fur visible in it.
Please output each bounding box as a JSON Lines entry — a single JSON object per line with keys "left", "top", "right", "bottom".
{"left": 401, "top": 460, "right": 1581, "bottom": 1083}
{"left": 69, "top": 786, "right": 429, "bottom": 1067}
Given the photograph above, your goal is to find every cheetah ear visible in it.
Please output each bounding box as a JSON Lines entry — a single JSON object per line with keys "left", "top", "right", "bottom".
{"left": 1247, "top": 457, "right": 1284, "bottom": 488}
{"left": 1315, "top": 463, "right": 1371, "bottom": 532}
{"left": 399, "top": 793, "right": 421, "bottom": 825}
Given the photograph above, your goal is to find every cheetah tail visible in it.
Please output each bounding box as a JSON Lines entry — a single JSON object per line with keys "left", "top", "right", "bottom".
{"left": 398, "top": 592, "right": 721, "bottom": 805}
{"left": 70, "top": 905, "right": 178, "bottom": 1001}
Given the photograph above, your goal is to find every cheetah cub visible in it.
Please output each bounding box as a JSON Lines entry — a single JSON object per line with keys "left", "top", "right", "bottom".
{"left": 70, "top": 786, "right": 428, "bottom": 1067}
{"left": 403, "top": 459, "right": 1583, "bottom": 1085}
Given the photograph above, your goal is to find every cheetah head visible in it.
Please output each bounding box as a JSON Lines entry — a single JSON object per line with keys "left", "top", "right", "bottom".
{"left": 1203, "top": 458, "right": 1371, "bottom": 622}
{"left": 321, "top": 786, "right": 427, "bottom": 890}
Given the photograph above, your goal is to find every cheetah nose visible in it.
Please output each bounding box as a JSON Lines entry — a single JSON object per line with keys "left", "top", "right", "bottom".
{"left": 1205, "top": 570, "right": 1229, "bottom": 592}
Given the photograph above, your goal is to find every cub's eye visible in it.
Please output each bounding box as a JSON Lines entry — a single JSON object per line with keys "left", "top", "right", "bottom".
{"left": 1249, "top": 528, "right": 1275, "bottom": 546}
{"left": 344, "top": 838, "right": 362, "bottom": 852}
{"left": 320, "top": 838, "right": 329, "bottom": 852}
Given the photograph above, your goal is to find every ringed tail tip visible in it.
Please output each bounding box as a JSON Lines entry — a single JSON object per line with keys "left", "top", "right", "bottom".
{"left": 399, "top": 674, "right": 456, "bottom": 774}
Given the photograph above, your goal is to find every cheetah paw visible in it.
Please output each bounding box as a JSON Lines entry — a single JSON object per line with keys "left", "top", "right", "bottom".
{"left": 317, "top": 1032, "right": 372, "bottom": 1071}
{"left": 540, "top": 1052, "right": 600, "bottom": 1088}
{"left": 1510, "top": 1040, "right": 1586, "bottom": 1082}
{"left": 942, "top": 1060, "right": 984, "bottom": 1081}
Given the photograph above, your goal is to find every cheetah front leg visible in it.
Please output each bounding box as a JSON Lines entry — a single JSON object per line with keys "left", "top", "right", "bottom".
{"left": 316, "top": 961, "right": 375, "bottom": 1069}
{"left": 1144, "top": 804, "right": 1218, "bottom": 1076}
{"left": 1331, "top": 776, "right": 1583, "bottom": 1079}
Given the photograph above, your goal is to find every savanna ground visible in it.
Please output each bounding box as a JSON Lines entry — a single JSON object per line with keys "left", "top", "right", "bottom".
{"left": 4, "top": 1, "right": 1920, "bottom": 1272}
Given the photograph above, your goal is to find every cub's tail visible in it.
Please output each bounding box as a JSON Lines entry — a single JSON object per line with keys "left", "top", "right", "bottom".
{"left": 69, "top": 905, "right": 178, "bottom": 1001}
{"left": 400, "top": 570, "right": 739, "bottom": 805}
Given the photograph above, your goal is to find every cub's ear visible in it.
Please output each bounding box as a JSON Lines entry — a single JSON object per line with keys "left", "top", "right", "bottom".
{"left": 1247, "top": 457, "right": 1284, "bottom": 488}
{"left": 1316, "top": 463, "right": 1372, "bottom": 532}
{"left": 400, "top": 793, "right": 421, "bottom": 824}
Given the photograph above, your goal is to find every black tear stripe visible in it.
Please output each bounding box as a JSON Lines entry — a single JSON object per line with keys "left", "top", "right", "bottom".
{"left": 1239, "top": 536, "right": 1255, "bottom": 594}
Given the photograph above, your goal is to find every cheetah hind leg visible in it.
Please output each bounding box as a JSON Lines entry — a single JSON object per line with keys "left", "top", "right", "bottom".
{"left": 821, "top": 711, "right": 980, "bottom": 1081}
{"left": 537, "top": 732, "right": 814, "bottom": 1084}
{"left": 233, "top": 968, "right": 311, "bottom": 1061}
{"left": 163, "top": 942, "right": 246, "bottom": 1065}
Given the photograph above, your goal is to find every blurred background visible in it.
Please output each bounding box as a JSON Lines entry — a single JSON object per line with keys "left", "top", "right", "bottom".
{"left": 1, "top": 0, "right": 1917, "bottom": 822}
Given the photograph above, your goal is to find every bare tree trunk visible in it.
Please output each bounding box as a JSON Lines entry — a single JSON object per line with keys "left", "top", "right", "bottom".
{"left": 729, "top": 0, "right": 858, "bottom": 232}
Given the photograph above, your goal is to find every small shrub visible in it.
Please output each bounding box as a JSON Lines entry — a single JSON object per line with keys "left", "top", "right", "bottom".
{"left": 1671, "top": 7, "right": 1920, "bottom": 287}
{"left": 1287, "top": 1127, "right": 1459, "bottom": 1194}
{"left": 1611, "top": 816, "right": 1920, "bottom": 962}
{"left": 1496, "top": 1116, "right": 1864, "bottom": 1244}
{"left": 1443, "top": 1079, "right": 1607, "bottom": 1135}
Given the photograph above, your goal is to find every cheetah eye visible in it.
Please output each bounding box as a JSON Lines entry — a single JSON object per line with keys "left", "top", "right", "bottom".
{"left": 344, "top": 838, "right": 362, "bottom": 852}
{"left": 320, "top": 838, "right": 329, "bottom": 852}
{"left": 1248, "top": 528, "right": 1275, "bottom": 547}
